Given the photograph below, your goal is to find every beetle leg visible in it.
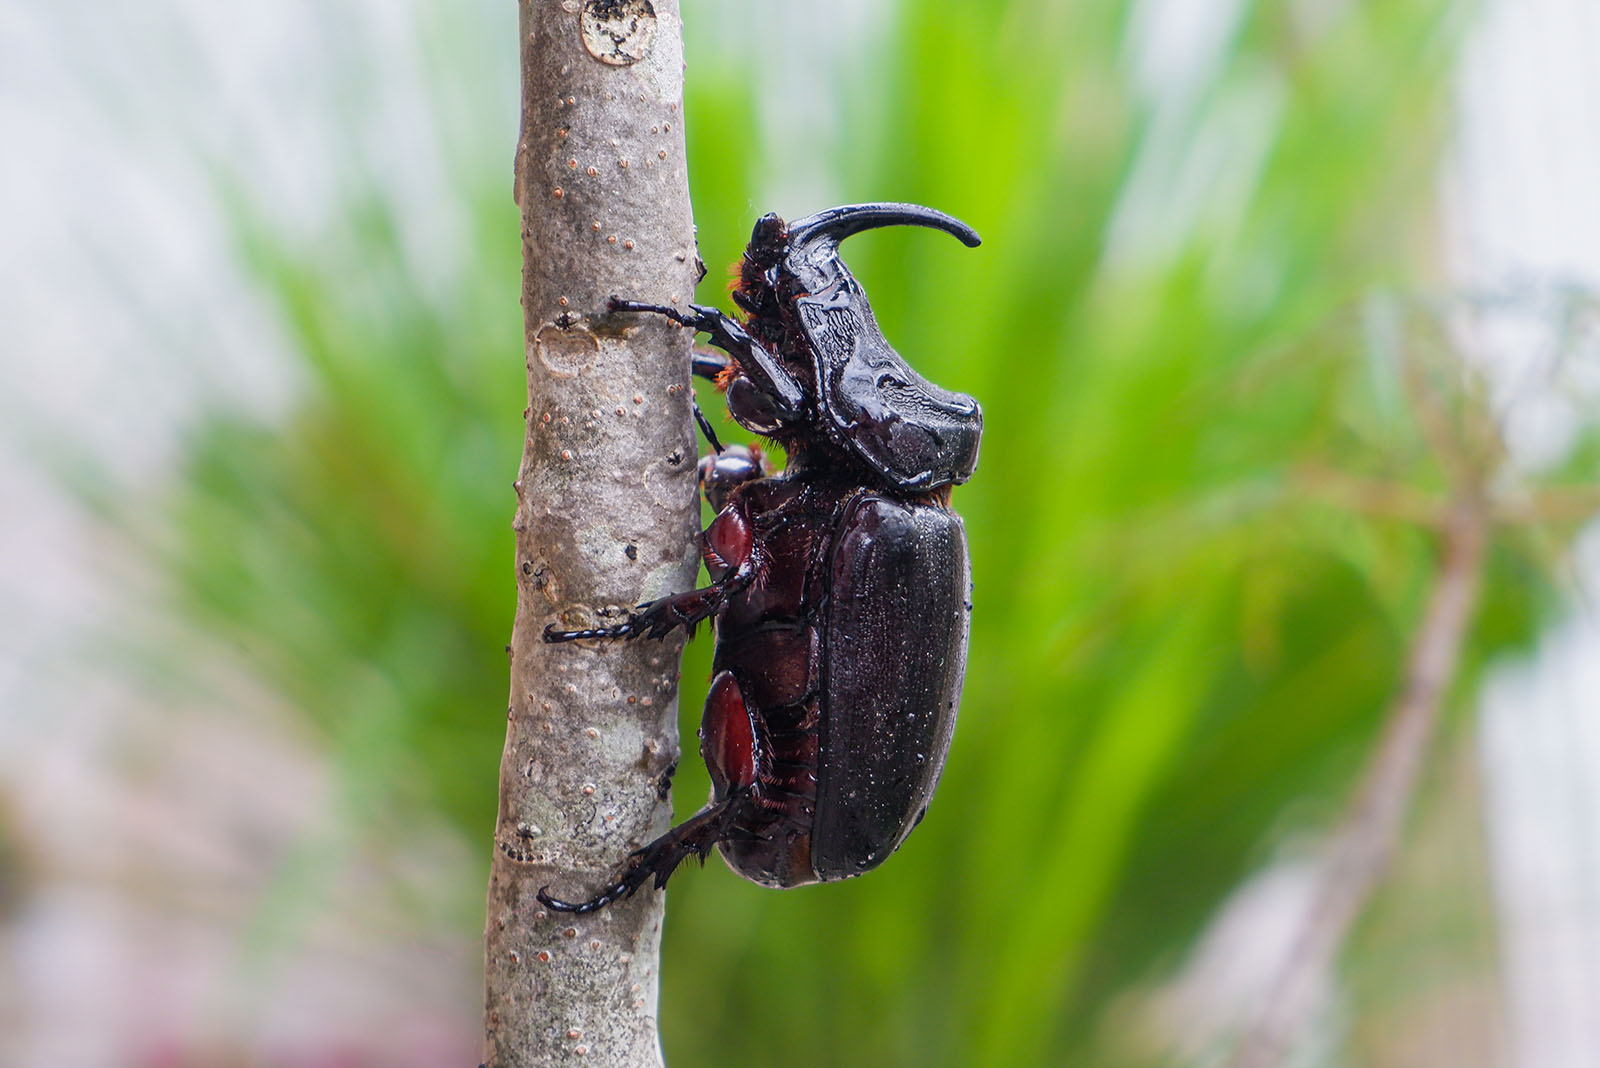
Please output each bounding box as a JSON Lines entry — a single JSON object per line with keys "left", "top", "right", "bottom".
{"left": 610, "top": 297, "right": 804, "bottom": 418}
{"left": 542, "top": 558, "right": 758, "bottom": 642}
{"left": 691, "top": 349, "right": 732, "bottom": 453}
{"left": 536, "top": 789, "right": 752, "bottom": 913}
{"left": 691, "top": 347, "right": 730, "bottom": 381}
{"left": 698, "top": 447, "right": 765, "bottom": 514}
{"left": 692, "top": 396, "right": 725, "bottom": 454}
{"left": 545, "top": 501, "right": 760, "bottom": 643}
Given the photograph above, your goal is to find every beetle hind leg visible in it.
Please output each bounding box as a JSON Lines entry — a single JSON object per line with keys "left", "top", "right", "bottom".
{"left": 536, "top": 791, "right": 751, "bottom": 913}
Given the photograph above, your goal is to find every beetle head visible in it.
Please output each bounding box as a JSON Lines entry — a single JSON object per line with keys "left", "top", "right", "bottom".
{"left": 777, "top": 203, "right": 984, "bottom": 491}
{"left": 731, "top": 213, "right": 787, "bottom": 319}
{"left": 747, "top": 212, "right": 788, "bottom": 268}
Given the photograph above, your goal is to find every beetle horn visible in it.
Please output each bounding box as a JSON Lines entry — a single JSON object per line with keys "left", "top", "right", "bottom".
{"left": 784, "top": 202, "right": 982, "bottom": 256}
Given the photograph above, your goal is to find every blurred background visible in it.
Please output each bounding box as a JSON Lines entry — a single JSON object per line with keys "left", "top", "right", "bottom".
{"left": 4, "top": 0, "right": 1600, "bottom": 1065}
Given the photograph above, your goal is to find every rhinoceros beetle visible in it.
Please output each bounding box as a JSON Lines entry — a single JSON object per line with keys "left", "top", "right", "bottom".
{"left": 538, "top": 202, "right": 982, "bottom": 912}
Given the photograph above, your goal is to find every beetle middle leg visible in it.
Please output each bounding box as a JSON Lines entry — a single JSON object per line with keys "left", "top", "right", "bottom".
{"left": 536, "top": 789, "right": 755, "bottom": 913}
{"left": 689, "top": 347, "right": 740, "bottom": 453}
{"left": 692, "top": 396, "right": 725, "bottom": 454}
{"left": 544, "top": 499, "right": 763, "bottom": 643}
{"left": 543, "top": 576, "right": 749, "bottom": 642}
{"left": 698, "top": 444, "right": 765, "bottom": 513}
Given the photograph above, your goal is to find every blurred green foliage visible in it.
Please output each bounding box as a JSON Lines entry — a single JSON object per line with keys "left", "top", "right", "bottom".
{"left": 151, "top": 0, "right": 1596, "bottom": 1064}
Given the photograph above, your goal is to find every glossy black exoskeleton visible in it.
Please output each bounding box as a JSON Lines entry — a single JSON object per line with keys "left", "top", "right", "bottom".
{"left": 539, "top": 203, "right": 982, "bottom": 912}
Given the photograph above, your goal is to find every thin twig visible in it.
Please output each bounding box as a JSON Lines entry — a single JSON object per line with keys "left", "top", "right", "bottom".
{"left": 1230, "top": 502, "right": 1489, "bottom": 1068}
{"left": 483, "top": 3, "right": 700, "bottom": 1066}
{"left": 1293, "top": 462, "right": 1450, "bottom": 528}
{"left": 1493, "top": 484, "right": 1600, "bottom": 525}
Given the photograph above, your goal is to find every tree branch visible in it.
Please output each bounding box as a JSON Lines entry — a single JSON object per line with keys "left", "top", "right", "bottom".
{"left": 484, "top": 2, "right": 699, "bottom": 1065}
{"left": 1292, "top": 461, "right": 1451, "bottom": 529}
{"left": 1230, "top": 502, "right": 1489, "bottom": 1068}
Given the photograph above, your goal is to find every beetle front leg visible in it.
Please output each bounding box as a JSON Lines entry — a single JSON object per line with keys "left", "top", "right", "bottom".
{"left": 536, "top": 789, "right": 753, "bottom": 913}
{"left": 610, "top": 297, "right": 804, "bottom": 417}
{"left": 691, "top": 347, "right": 730, "bottom": 382}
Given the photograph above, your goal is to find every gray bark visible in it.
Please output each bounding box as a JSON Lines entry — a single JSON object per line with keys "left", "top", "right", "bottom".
{"left": 484, "top": 2, "right": 699, "bottom": 1065}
